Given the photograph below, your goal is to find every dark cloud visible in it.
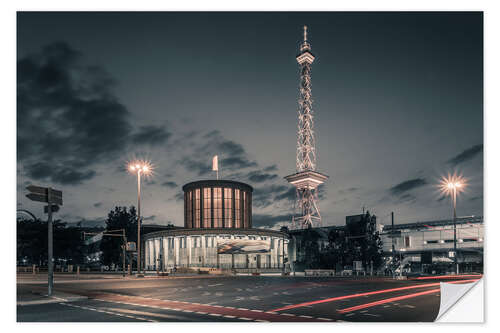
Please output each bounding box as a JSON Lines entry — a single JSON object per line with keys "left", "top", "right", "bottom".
{"left": 131, "top": 125, "right": 171, "bottom": 146}
{"left": 178, "top": 130, "right": 257, "bottom": 176}
{"left": 221, "top": 156, "right": 258, "bottom": 169}
{"left": 338, "top": 187, "right": 359, "bottom": 195}
{"left": 161, "top": 181, "right": 178, "bottom": 189}
{"left": 389, "top": 178, "right": 427, "bottom": 196}
{"left": 246, "top": 170, "right": 279, "bottom": 183}
{"left": 447, "top": 144, "right": 483, "bottom": 166}
{"left": 93, "top": 202, "right": 102, "bottom": 208}
{"left": 469, "top": 195, "right": 483, "bottom": 202}
{"left": 263, "top": 165, "right": 278, "bottom": 172}
{"left": 398, "top": 193, "right": 416, "bottom": 203}
{"left": 274, "top": 187, "right": 296, "bottom": 202}
{"left": 174, "top": 192, "right": 184, "bottom": 202}
{"left": 253, "top": 184, "right": 289, "bottom": 208}
{"left": 17, "top": 42, "right": 133, "bottom": 185}
{"left": 179, "top": 157, "right": 212, "bottom": 176}
{"left": 253, "top": 213, "right": 294, "bottom": 229}
{"left": 25, "top": 162, "right": 96, "bottom": 185}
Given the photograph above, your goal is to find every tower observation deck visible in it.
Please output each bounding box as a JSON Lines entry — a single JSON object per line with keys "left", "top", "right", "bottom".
{"left": 285, "top": 26, "right": 329, "bottom": 229}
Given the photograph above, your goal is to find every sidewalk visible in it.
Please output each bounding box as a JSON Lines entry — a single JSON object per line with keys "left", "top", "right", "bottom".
{"left": 17, "top": 288, "right": 87, "bottom": 306}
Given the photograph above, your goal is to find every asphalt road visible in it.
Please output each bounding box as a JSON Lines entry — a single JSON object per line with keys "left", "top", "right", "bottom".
{"left": 17, "top": 273, "right": 480, "bottom": 322}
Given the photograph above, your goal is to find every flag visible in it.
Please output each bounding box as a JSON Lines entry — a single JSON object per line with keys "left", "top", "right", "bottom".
{"left": 212, "top": 155, "right": 218, "bottom": 171}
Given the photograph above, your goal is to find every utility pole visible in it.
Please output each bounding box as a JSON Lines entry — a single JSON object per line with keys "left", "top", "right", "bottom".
{"left": 25, "top": 185, "right": 63, "bottom": 297}
{"left": 47, "top": 189, "right": 53, "bottom": 296}
{"left": 391, "top": 212, "right": 395, "bottom": 279}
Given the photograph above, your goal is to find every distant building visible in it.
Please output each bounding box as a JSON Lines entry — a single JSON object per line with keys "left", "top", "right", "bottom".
{"left": 380, "top": 216, "right": 483, "bottom": 274}
{"left": 143, "top": 180, "right": 289, "bottom": 271}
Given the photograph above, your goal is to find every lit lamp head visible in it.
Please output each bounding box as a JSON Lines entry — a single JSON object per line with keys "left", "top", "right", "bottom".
{"left": 439, "top": 173, "right": 467, "bottom": 197}
{"left": 127, "top": 160, "right": 153, "bottom": 175}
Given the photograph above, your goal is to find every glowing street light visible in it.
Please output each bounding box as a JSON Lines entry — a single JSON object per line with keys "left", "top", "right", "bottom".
{"left": 127, "top": 160, "right": 152, "bottom": 277}
{"left": 439, "top": 173, "right": 467, "bottom": 275}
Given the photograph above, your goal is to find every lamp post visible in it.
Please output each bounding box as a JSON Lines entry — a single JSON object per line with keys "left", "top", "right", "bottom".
{"left": 440, "top": 174, "right": 467, "bottom": 275}
{"left": 128, "top": 161, "right": 152, "bottom": 277}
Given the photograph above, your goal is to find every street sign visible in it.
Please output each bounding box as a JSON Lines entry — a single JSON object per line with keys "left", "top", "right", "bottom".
{"left": 26, "top": 185, "right": 47, "bottom": 195}
{"left": 44, "top": 205, "right": 60, "bottom": 213}
{"left": 26, "top": 193, "right": 48, "bottom": 203}
{"left": 25, "top": 185, "right": 63, "bottom": 205}
{"left": 126, "top": 242, "right": 137, "bottom": 252}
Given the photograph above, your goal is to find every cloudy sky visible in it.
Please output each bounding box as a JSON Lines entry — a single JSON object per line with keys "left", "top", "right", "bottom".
{"left": 16, "top": 12, "right": 483, "bottom": 229}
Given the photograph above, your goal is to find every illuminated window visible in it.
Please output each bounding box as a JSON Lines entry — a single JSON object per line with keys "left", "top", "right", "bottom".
{"left": 203, "top": 188, "right": 211, "bottom": 228}
{"left": 243, "top": 191, "right": 248, "bottom": 228}
{"left": 224, "top": 188, "right": 232, "bottom": 228}
{"left": 213, "top": 188, "right": 222, "bottom": 228}
{"left": 194, "top": 189, "right": 201, "bottom": 228}
{"left": 235, "top": 189, "right": 241, "bottom": 228}
{"left": 186, "top": 191, "right": 192, "bottom": 228}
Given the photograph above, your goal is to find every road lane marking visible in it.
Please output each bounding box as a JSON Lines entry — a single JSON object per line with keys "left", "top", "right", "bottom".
{"left": 270, "top": 278, "right": 480, "bottom": 312}
{"left": 59, "top": 302, "right": 156, "bottom": 322}
{"left": 337, "top": 288, "right": 441, "bottom": 313}
{"left": 85, "top": 292, "right": 332, "bottom": 322}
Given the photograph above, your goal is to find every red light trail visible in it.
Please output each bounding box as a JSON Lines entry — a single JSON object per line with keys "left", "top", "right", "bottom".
{"left": 337, "top": 279, "right": 479, "bottom": 314}
{"left": 270, "top": 278, "right": 480, "bottom": 312}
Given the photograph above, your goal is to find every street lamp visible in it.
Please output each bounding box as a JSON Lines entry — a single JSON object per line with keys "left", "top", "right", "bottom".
{"left": 439, "top": 173, "right": 467, "bottom": 275}
{"left": 128, "top": 160, "right": 152, "bottom": 277}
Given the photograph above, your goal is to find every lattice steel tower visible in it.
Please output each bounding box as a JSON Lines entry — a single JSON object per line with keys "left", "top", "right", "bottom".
{"left": 285, "top": 26, "right": 329, "bottom": 229}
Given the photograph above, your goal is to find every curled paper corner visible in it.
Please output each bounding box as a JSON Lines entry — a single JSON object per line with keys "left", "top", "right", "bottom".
{"left": 435, "top": 278, "right": 483, "bottom": 322}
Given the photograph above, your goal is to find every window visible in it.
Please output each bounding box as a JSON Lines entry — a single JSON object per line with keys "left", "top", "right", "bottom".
{"left": 180, "top": 237, "right": 187, "bottom": 248}
{"left": 186, "top": 191, "right": 192, "bottom": 227}
{"left": 404, "top": 236, "right": 411, "bottom": 247}
{"left": 168, "top": 237, "right": 174, "bottom": 249}
{"left": 463, "top": 238, "right": 478, "bottom": 242}
{"left": 235, "top": 189, "right": 241, "bottom": 228}
{"left": 224, "top": 188, "right": 232, "bottom": 228}
{"left": 203, "top": 188, "right": 211, "bottom": 228}
{"left": 194, "top": 189, "right": 201, "bottom": 228}
{"left": 425, "top": 240, "right": 439, "bottom": 244}
{"left": 270, "top": 238, "right": 274, "bottom": 249}
{"left": 205, "top": 236, "right": 215, "bottom": 248}
{"left": 192, "top": 236, "right": 201, "bottom": 248}
{"left": 243, "top": 191, "right": 248, "bottom": 228}
{"left": 213, "top": 188, "right": 222, "bottom": 227}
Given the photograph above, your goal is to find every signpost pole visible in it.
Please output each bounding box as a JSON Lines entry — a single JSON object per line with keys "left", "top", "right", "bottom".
{"left": 47, "top": 188, "right": 54, "bottom": 296}
{"left": 122, "top": 230, "right": 126, "bottom": 277}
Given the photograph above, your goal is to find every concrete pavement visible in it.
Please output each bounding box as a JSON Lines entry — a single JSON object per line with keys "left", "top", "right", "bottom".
{"left": 17, "top": 273, "right": 481, "bottom": 322}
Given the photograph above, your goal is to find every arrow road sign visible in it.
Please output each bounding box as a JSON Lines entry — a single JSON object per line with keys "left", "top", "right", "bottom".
{"left": 26, "top": 185, "right": 47, "bottom": 195}
{"left": 26, "top": 192, "right": 48, "bottom": 203}
{"left": 25, "top": 185, "right": 63, "bottom": 205}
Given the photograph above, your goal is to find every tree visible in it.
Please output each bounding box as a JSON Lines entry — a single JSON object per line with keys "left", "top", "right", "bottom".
{"left": 17, "top": 218, "right": 85, "bottom": 266}
{"left": 100, "top": 206, "right": 137, "bottom": 266}
{"left": 343, "top": 211, "right": 383, "bottom": 271}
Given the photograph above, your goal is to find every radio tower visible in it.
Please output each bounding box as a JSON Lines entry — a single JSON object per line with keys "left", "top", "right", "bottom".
{"left": 285, "top": 26, "right": 329, "bottom": 229}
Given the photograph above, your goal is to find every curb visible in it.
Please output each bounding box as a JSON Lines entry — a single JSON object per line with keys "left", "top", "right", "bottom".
{"left": 17, "top": 293, "right": 88, "bottom": 306}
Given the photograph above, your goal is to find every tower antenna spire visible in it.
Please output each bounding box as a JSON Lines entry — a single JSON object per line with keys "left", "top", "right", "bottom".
{"left": 285, "top": 26, "right": 329, "bottom": 230}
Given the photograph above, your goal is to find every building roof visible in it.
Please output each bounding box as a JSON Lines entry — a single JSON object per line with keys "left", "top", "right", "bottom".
{"left": 382, "top": 216, "right": 483, "bottom": 232}
{"left": 143, "top": 227, "right": 288, "bottom": 240}
{"left": 182, "top": 179, "right": 253, "bottom": 192}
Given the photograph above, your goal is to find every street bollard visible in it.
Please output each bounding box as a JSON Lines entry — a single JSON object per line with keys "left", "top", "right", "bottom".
{"left": 77, "top": 266, "right": 80, "bottom": 276}
{"left": 128, "top": 264, "right": 131, "bottom": 275}
{"left": 32, "top": 264, "right": 36, "bottom": 275}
